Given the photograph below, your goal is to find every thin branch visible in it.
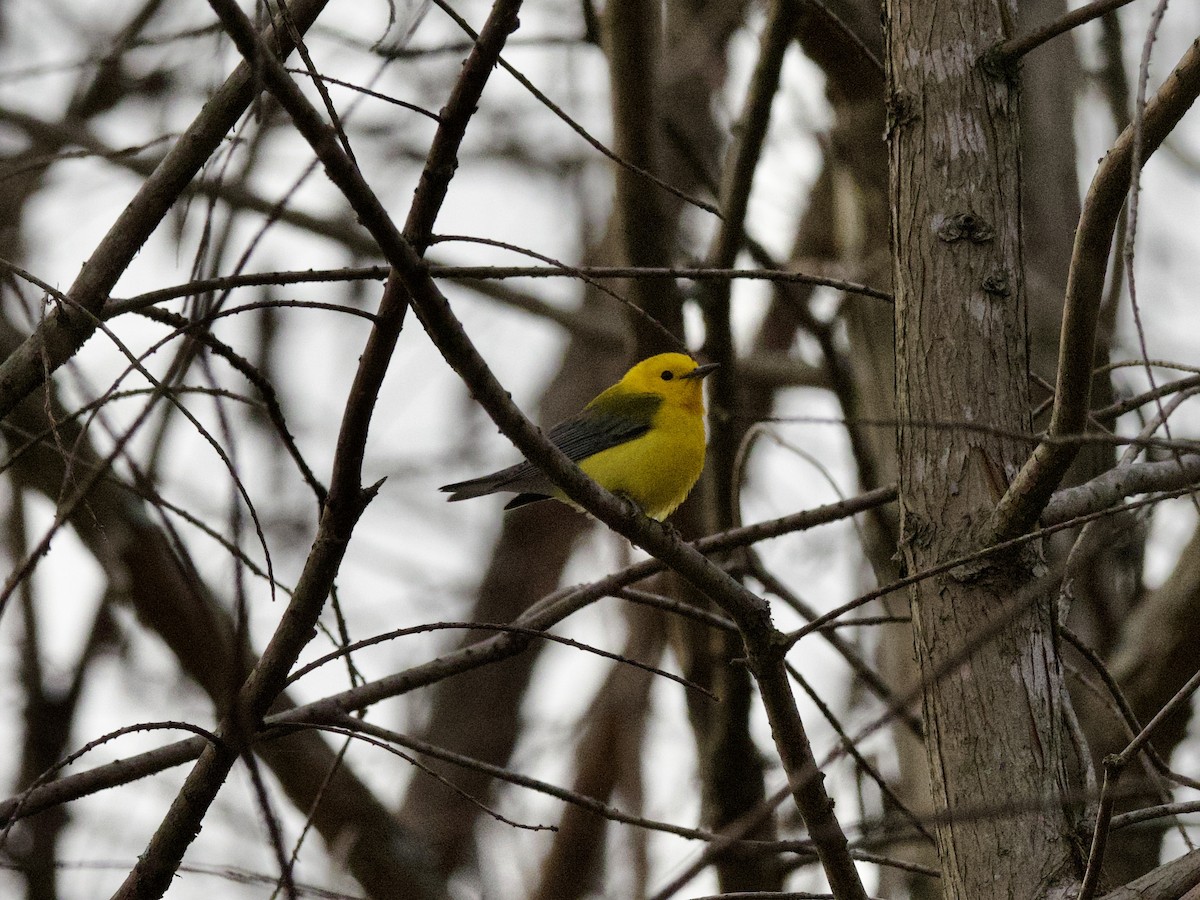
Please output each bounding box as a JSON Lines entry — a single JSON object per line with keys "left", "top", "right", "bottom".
{"left": 303, "top": 713, "right": 723, "bottom": 842}
{"left": 283, "top": 66, "right": 440, "bottom": 120}
{"left": 789, "top": 476, "right": 1200, "bottom": 649}
{"left": 271, "top": 0, "right": 358, "bottom": 165}
{"left": 785, "top": 663, "right": 934, "bottom": 843}
{"left": 646, "top": 785, "right": 794, "bottom": 900}
{"left": 0, "top": 267, "right": 280, "bottom": 609}
{"left": 1113, "top": 801, "right": 1200, "bottom": 831}
{"left": 1095, "top": 371, "right": 1200, "bottom": 421}
{"left": 1078, "top": 763, "right": 1121, "bottom": 900}
{"left": 986, "top": 0, "right": 1138, "bottom": 70}
{"left": 1114, "top": 665, "right": 1200, "bottom": 770}
{"left": 426, "top": 0, "right": 721, "bottom": 219}
{"left": 1061, "top": 627, "right": 1199, "bottom": 792}
{"left": 430, "top": 233, "right": 685, "bottom": 350}
{"left": 106, "top": 263, "right": 891, "bottom": 305}
{"left": 287, "top": 620, "right": 716, "bottom": 699}
{"left": 751, "top": 555, "right": 923, "bottom": 738}
{"left": 0, "top": 722, "right": 219, "bottom": 848}
{"left": 799, "top": 0, "right": 883, "bottom": 74}
{"left": 295, "top": 722, "right": 556, "bottom": 834}
{"left": 1043, "top": 452, "right": 1200, "bottom": 525}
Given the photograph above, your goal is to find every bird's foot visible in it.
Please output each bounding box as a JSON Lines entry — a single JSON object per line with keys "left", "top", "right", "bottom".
{"left": 613, "top": 491, "right": 644, "bottom": 520}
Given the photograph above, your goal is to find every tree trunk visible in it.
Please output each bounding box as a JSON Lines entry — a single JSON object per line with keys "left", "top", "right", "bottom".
{"left": 885, "top": 0, "right": 1089, "bottom": 895}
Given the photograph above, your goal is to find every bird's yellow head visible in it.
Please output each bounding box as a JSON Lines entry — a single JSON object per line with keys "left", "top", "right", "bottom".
{"left": 616, "top": 353, "right": 718, "bottom": 414}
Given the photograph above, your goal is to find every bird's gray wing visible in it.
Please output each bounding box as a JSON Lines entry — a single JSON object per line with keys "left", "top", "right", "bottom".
{"left": 544, "top": 392, "right": 661, "bottom": 461}
{"left": 440, "top": 393, "right": 662, "bottom": 505}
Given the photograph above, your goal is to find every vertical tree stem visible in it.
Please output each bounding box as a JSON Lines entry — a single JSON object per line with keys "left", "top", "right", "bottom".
{"left": 884, "top": 0, "right": 1089, "bottom": 894}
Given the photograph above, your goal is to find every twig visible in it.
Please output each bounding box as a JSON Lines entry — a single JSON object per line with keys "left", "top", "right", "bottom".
{"left": 0, "top": 282, "right": 276, "bottom": 621}
{"left": 0, "top": 722, "right": 219, "bottom": 849}
{"left": 426, "top": 0, "right": 720, "bottom": 220}
{"left": 799, "top": 0, "right": 884, "bottom": 74}
{"left": 1061, "top": 627, "right": 1200, "bottom": 792}
{"left": 789, "top": 475, "right": 1200, "bottom": 649}
{"left": 1113, "top": 801, "right": 1200, "bottom": 831}
{"left": 1080, "top": 646, "right": 1200, "bottom": 899}
{"left": 646, "top": 785, "right": 793, "bottom": 900}
{"left": 300, "top": 712, "right": 724, "bottom": 842}
{"left": 286, "top": 620, "right": 716, "bottom": 698}
{"left": 785, "top": 663, "right": 934, "bottom": 843}
{"left": 107, "top": 263, "right": 891, "bottom": 314}
{"left": 1116, "top": 666, "right": 1200, "bottom": 771}
{"left": 296, "top": 721, "right": 556, "bottom": 833}
{"left": 752, "top": 556, "right": 923, "bottom": 738}
{"left": 283, "top": 66, "right": 440, "bottom": 120}
{"left": 1121, "top": 1, "right": 1198, "bottom": 521}
{"left": 1078, "top": 763, "right": 1121, "bottom": 900}
{"left": 986, "top": 0, "right": 1138, "bottom": 70}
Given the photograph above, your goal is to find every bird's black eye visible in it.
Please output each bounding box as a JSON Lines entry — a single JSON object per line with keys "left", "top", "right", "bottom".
{"left": 660, "top": 370, "right": 674, "bottom": 381}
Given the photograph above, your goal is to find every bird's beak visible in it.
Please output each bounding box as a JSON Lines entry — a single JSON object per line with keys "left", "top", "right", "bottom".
{"left": 683, "top": 362, "right": 719, "bottom": 380}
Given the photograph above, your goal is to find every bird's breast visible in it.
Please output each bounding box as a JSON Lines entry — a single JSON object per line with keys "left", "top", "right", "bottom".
{"left": 578, "top": 406, "right": 706, "bottom": 520}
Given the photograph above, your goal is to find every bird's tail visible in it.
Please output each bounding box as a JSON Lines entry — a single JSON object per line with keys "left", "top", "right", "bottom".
{"left": 439, "top": 475, "right": 505, "bottom": 502}
{"left": 441, "top": 460, "right": 549, "bottom": 503}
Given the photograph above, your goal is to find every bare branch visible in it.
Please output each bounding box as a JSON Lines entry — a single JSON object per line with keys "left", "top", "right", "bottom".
{"left": 0, "top": 0, "right": 335, "bottom": 424}
{"left": 1042, "top": 453, "right": 1200, "bottom": 525}
{"left": 985, "top": 0, "right": 1138, "bottom": 70}
{"left": 109, "top": 0, "right": 524, "bottom": 890}
{"left": 1097, "top": 848, "right": 1200, "bottom": 900}
{"left": 992, "top": 36, "right": 1200, "bottom": 539}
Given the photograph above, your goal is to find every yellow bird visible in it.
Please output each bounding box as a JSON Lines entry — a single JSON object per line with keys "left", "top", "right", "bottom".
{"left": 441, "top": 353, "right": 717, "bottom": 520}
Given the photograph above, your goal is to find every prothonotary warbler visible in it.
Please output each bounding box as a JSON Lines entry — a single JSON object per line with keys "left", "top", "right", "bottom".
{"left": 440, "top": 353, "right": 718, "bottom": 520}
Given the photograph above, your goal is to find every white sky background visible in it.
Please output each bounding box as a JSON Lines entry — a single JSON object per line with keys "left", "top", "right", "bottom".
{"left": 0, "top": 0, "right": 1198, "bottom": 897}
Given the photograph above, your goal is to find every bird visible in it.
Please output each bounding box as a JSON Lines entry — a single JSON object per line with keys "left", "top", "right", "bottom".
{"left": 440, "top": 353, "right": 718, "bottom": 520}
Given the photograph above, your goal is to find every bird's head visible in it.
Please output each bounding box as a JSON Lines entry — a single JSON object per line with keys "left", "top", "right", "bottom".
{"left": 620, "top": 353, "right": 719, "bottom": 411}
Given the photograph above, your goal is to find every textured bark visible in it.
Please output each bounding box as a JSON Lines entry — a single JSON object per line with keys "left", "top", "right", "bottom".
{"left": 1097, "top": 848, "right": 1200, "bottom": 900}
{"left": 885, "top": 0, "right": 1088, "bottom": 895}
